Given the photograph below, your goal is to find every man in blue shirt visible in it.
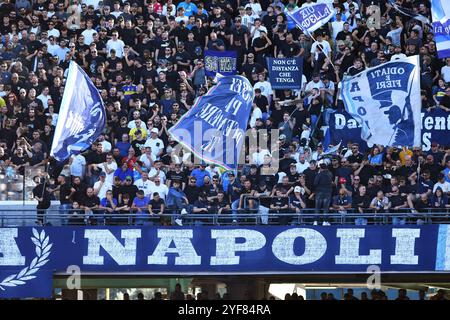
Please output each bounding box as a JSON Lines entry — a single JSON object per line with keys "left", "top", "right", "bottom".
{"left": 132, "top": 190, "right": 150, "bottom": 225}
{"left": 177, "top": 0, "right": 198, "bottom": 17}
{"left": 191, "top": 164, "right": 211, "bottom": 187}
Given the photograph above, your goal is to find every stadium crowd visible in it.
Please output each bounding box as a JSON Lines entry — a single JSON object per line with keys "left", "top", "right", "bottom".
{"left": 0, "top": 0, "right": 449, "bottom": 226}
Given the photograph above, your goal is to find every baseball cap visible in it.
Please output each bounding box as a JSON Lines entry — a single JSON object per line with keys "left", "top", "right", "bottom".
{"left": 151, "top": 128, "right": 159, "bottom": 134}
{"left": 125, "top": 176, "right": 133, "bottom": 181}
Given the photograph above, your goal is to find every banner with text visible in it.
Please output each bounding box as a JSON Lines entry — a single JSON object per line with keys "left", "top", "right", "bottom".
{"left": 1, "top": 225, "right": 450, "bottom": 298}
{"left": 204, "top": 50, "right": 237, "bottom": 77}
{"left": 329, "top": 109, "right": 450, "bottom": 151}
{"left": 267, "top": 57, "right": 303, "bottom": 89}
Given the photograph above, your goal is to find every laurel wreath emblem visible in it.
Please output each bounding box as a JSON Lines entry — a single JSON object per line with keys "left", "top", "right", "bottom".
{"left": 0, "top": 228, "right": 52, "bottom": 290}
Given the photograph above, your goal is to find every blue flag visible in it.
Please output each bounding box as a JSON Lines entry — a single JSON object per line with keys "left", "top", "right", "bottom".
{"left": 169, "top": 75, "right": 254, "bottom": 170}
{"left": 286, "top": 1, "right": 335, "bottom": 36}
{"left": 431, "top": 0, "right": 450, "bottom": 58}
{"left": 341, "top": 56, "right": 421, "bottom": 148}
{"left": 50, "top": 61, "right": 106, "bottom": 162}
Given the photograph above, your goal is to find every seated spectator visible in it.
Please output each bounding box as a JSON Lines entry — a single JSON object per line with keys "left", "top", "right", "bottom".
{"left": 148, "top": 192, "right": 167, "bottom": 225}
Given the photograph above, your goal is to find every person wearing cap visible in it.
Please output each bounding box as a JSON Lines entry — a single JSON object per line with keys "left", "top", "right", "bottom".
{"left": 94, "top": 171, "right": 113, "bottom": 203}
{"left": 290, "top": 185, "right": 307, "bottom": 221}
{"left": 144, "top": 127, "right": 164, "bottom": 159}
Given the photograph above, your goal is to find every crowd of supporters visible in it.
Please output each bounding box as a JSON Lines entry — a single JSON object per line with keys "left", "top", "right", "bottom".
{"left": 0, "top": 0, "right": 449, "bottom": 226}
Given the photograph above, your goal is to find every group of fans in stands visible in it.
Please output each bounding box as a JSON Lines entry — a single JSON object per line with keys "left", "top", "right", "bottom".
{"left": 0, "top": 0, "right": 449, "bottom": 226}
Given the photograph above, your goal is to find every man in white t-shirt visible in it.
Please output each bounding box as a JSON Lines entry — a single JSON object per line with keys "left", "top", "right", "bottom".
{"left": 81, "top": 19, "right": 97, "bottom": 45}
{"left": 144, "top": 128, "right": 165, "bottom": 159}
{"left": 249, "top": 103, "right": 263, "bottom": 128}
{"left": 100, "top": 154, "right": 117, "bottom": 185}
{"left": 433, "top": 173, "right": 450, "bottom": 194}
{"left": 310, "top": 33, "right": 332, "bottom": 59}
{"left": 305, "top": 73, "right": 325, "bottom": 93}
{"left": 441, "top": 58, "right": 450, "bottom": 83}
{"left": 139, "top": 147, "right": 156, "bottom": 170}
{"left": 149, "top": 177, "right": 169, "bottom": 200}
{"left": 134, "top": 172, "right": 155, "bottom": 197}
{"left": 93, "top": 172, "right": 112, "bottom": 200}
{"left": 106, "top": 30, "right": 125, "bottom": 57}
{"left": 253, "top": 73, "right": 273, "bottom": 100}
{"left": 296, "top": 154, "right": 310, "bottom": 174}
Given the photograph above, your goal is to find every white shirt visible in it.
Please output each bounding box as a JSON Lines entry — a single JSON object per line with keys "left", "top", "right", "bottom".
{"left": 47, "top": 28, "right": 60, "bottom": 39}
{"left": 134, "top": 178, "right": 155, "bottom": 197}
{"left": 295, "top": 161, "right": 310, "bottom": 174}
{"left": 149, "top": 168, "right": 167, "bottom": 183}
{"left": 305, "top": 79, "right": 325, "bottom": 93}
{"left": 245, "top": 3, "right": 262, "bottom": 16}
{"left": 94, "top": 180, "right": 112, "bottom": 200}
{"left": 253, "top": 81, "right": 273, "bottom": 98}
{"left": 249, "top": 107, "right": 263, "bottom": 128}
{"left": 162, "top": 4, "right": 176, "bottom": 16}
{"left": 331, "top": 20, "right": 345, "bottom": 40}
{"left": 433, "top": 181, "right": 450, "bottom": 193}
{"left": 139, "top": 153, "right": 156, "bottom": 170}
{"left": 127, "top": 121, "right": 148, "bottom": 131}
{"left": 149, "top": 183, "right": 169, "bottom": 200}
{"left": 144, "top": 138, "right": 165, "bottom": 158}
{"left": 37, "top": 93, "right": 51, "bottom": 109}
{"left": 101, "top": 161, "right": 117, "bottom": 185}
{"left": 250, "top": 25, "right": 268, "bottom": 44}
{"left": 310, "top": 40, "right": 332, "bottom": 57}
{"left": 81, "top": 28, "right": 97, "bottom": 45}
{"left": 82, "top": 0, "right": 101, "bottom": 9}
{"left": 106, "top": 38, "right": 125, "bottom": 58}
{"left": 441, "top": 65, "right": 450, "bottom": 83}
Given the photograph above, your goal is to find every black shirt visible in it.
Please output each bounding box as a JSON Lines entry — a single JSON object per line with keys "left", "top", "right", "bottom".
{"left": 149, "top": 198, "right": 165, "bottom": 214}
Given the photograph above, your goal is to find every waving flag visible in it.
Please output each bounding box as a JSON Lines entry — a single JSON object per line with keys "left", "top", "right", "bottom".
{"left": 387, "top": 0, "right": 430, "bottom": 25}
{"left": 286, "top": 1, "right": 335, "bottom": 36}
{"left": 341, "top": 55, "right": 421, "bottom": 148}
{"left": 431, "top": 0, "right": 450, "bottom": 58}
{"left": 169, "top": 75, "right": 254, "bottom": 170}
{"left": 50, "top": 61, "right": 106, "bottom": 161}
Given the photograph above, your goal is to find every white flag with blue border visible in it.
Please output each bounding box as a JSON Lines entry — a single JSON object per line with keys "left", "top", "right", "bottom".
{"left": 341, "top": 56, "right": 421, "bottom": 148}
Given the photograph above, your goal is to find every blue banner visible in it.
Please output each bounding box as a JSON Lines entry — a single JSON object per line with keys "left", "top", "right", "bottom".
{"left": 266, "top": 57, "right": 303, "bottom": 89}
{"left": 286, "top": 2, "right": 334, "bottom": 35}
{"left": 329, "top": 109, "right": 450, "bottom": 152}
{"left": 168, "top": 75, "right": 253, "bottom": 169}
{"left": 1, "top": 225, "right": 450, "bottom": 298}
{"left": 50, "top": 61, "right": 106, "bottom": 162}
{"left": 341, "top": 56, "right": 422, "bottom": 148}
{"left": 431, "top": 0, "right": 450, "bottom": 58}
{"left": 204, "top": 50, "right": 237, "bottom": 77}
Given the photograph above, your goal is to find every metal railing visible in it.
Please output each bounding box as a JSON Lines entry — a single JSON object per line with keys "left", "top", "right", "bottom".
{"left": 0, "top": 208, "right": 449, "bottom": 227}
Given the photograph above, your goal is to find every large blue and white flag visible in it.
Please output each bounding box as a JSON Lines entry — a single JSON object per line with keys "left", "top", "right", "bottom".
{"left": 341, "top": 55, "right": 421, "bottom": 147}
{"left": 169, "top": 75, "right": 254, "bottom": 170}
{"left": 286, "top": 1, "right": 334, "bottom": 36}
{"left": 387, "top": 0, "right": 430, "bottom": 25}
{"left": 50, "top": 61, "right": 106, "bottom": 161}
{"left": 431, "top": 0, "right": 450, "bottom": 59}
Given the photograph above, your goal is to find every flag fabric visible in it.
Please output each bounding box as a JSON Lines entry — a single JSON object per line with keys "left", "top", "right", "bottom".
{"left": 387, "top": 0, "right": 430, "bottom": 25}
{"left": 50, "top": 61, "right": 106, "bottom": 162}
{"left": 431, "top": 0, "right": 450, "bottom": 58}
{"left": 286, "top": 1, "right": 335, "bottom": 36}
{"left": 169, "top": 75, "right": 254, "bottom": 170}
{"left": 341, "top": 55, "right": 421, "bottom": 148}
